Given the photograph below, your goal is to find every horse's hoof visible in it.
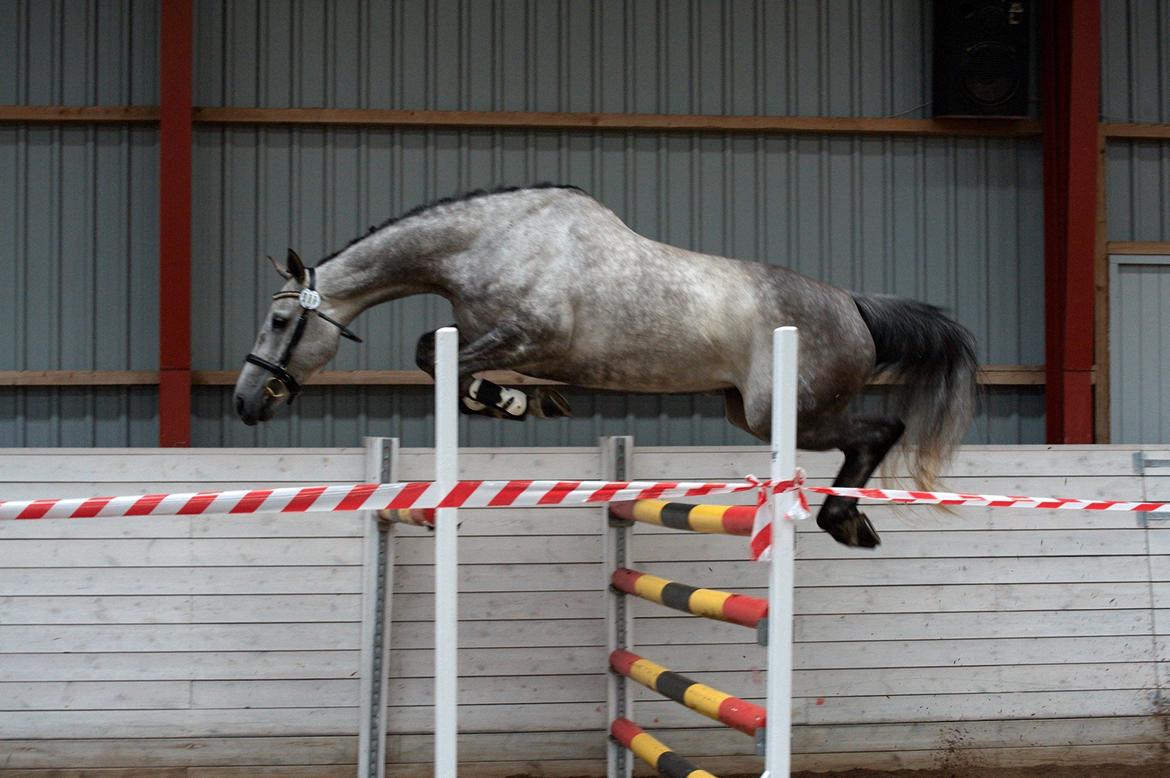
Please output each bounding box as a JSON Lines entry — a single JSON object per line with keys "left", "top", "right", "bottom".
{"left": 817, "top": 511, "right": 881, "bottom": 548}
{"left": 532, "top": 388, "right": 572, "bottom": 419}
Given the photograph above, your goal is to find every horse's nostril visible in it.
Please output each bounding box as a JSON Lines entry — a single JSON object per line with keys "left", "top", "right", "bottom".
{"left": 235, "top": 395, "right": 245, "bottom": 415}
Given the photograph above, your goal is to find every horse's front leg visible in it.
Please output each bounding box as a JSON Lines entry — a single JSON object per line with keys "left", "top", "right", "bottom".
{"left": 797, "top": 415, "right": 905, "bottom": 548}
{"left": 414, "top": 326, "right": 571, "bottom": 420}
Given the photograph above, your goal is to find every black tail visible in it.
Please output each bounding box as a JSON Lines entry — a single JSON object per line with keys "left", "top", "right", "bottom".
{"left": 852, "top": 294, "right": 978, "bottom": 489}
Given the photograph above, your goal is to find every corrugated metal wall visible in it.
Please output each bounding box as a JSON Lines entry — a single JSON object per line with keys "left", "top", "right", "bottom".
{"left": 31, "top": 0, "right": 1170, "bottom": 448}
{"left": 0, "top": 0, "right": 159, "bottom": 446}
{"left": 194, "top": 0, "right": 937, "bottom": 117}
{"left": 1110, "top": 258, "right": 1170, "bottom": 442}
{"left": 1103, "top": 0, "right": 1170, "bottom": 242}
{"left": 188, "top": 0, "right": 1046, "bottom": 447}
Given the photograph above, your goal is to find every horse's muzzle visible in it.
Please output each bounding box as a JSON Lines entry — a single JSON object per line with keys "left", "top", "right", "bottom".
{"left": 235, "top": 392, "right": 276, "bottom": 426}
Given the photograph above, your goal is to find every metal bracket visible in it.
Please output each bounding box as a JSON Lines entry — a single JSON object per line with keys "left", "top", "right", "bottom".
{"left": 755, "top": 726, "right": 767, "bottom": 756}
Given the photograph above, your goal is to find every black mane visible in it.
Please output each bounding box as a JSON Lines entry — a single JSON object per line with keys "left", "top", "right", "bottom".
{"left": 317, "top": 183, "right": 585, "bottom": 265}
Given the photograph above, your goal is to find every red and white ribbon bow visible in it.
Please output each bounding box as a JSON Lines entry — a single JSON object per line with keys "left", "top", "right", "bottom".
{"left": 748, "top": 469, "right": 811, "bottom": 561}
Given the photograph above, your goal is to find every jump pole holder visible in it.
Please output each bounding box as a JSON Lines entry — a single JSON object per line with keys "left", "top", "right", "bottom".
{"left": 604, "top": 326, "right": 798, "bottom": 778}
{"left": 434, "top": 327, "right": 459, "bottom": 776}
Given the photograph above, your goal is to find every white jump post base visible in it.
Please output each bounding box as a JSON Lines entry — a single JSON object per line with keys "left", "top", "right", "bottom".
{"left": 434, "top": 327, "right": 459, "bottom": 776}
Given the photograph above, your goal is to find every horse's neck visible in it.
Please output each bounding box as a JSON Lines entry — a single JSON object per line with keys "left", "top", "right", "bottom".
{"left": 316, "top": 214, "right": 474, "bottom": 317}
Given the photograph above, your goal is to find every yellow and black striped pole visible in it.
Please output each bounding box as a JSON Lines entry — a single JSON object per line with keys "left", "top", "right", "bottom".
{"left": 609, "top": 649, "right": 766, "bottom": 736}
{"left": 607, "top": 499, "right": 755, "bottom": 536}
{"left": 611, "top": 567, "right": 767, "bottom": 628}
{"left": 610, "top": 717, "right": 717, "bottom": 778}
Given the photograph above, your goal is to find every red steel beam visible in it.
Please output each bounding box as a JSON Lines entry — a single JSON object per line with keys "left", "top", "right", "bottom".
{"left": 1041, "top": 0, "right": 1100, "bottom": 443}
{"left": 158, "top": 0, "right": 193, "bottom": 446}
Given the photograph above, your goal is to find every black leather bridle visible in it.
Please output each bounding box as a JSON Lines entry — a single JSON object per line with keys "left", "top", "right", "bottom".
{"left": 244, "top": 266, "right": 362, "bottom": 403}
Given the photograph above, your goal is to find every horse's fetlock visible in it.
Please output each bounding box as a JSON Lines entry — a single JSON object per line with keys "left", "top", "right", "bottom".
{"left": 467, "top": 378, "right": 528, "bottom": 418}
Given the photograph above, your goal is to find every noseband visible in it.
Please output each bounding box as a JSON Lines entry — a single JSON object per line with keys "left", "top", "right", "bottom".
{"left": 244, "top": 266, "right": 362, "bottom": 403}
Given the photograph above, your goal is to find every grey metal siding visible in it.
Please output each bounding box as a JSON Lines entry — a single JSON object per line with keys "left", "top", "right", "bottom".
{"left": 1102, "top": 1, "right": 1170, "bottom": 244}
{"left": 1109, "top": 258, "right": 1170, "bottom": 443}
{"left": 194, "top": 0, "right": 939, "bottom": 118}
{"left": 1101, "top": 0, "right": 1170, "bottom": 124}
{"left": 191, "top": 127, "right": 1044, "bottom": 446}
{"left": 0, "top": 1, "right": 159, "bottom": 447}
{"left": 1108, "top": 140, "right": 1170, "bottom": 242}
{"left": 0, "top": 0, "right": 158, "bottom": 106}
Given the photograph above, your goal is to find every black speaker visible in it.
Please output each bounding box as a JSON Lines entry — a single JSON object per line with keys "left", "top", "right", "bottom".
{"left": 932, "top": 1, "right": 1031, "bottom": 117}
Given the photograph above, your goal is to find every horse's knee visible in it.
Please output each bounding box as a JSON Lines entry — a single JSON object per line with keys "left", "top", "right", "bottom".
{"left": 414, "top": 331, "right": 436, "bottom": 372}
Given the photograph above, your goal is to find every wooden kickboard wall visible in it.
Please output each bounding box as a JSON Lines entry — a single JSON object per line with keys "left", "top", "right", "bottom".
{"left": 0, "top": 445, "right": 1168, "bottom": 776}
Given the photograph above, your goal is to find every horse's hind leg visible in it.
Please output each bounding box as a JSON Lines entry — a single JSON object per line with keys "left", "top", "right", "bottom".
{"left": 798, "top": 416, "right": 905, "bottom": 548}
{"left": 414, "top": 326, "right": 571, "bottom": 420}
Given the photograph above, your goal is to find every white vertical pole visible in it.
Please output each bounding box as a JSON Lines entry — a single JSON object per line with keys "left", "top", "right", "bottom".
{"left": 434, "top": 327, "right": 459, "bottom": 777}
{"left": 765, "top": 326, "right": 797, "bottom": 777}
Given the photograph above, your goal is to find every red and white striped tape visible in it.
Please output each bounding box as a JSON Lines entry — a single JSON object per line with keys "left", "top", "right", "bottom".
{"left": 1, "top": 474, "right": 1166, "bottom": 523}
{"left": 0, "top": 479, "right": 758, "bottom": 521}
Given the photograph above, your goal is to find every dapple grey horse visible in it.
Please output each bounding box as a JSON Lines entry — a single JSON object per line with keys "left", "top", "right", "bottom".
{"left": 235, "top": 185, "right": 977, "bottom": 548}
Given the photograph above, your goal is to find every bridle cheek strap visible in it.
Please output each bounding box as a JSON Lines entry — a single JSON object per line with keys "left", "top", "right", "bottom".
{"left": 244, "top": 266, "right": 362, "bottom": 404}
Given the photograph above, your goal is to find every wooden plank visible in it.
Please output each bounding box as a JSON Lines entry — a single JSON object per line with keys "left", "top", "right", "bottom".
{"left": 1101, "top": 122, "right": 1170, "bottom": 139}
{"left": 378, "top": 689, "right": 1158, "bottom": 730}
{"left": 0, "top": 364, "right": 1048, "bottom": 388}
{"left": 0, "top": 736, "right": 357, "bottom": 769}
{"left": 0, "top": 651, "right": 360, "bottom": 683}
{"left": 379, "top": 609, "right": 1157, "bottom": 651}
{"left": 1107, "top": 240, "right": 1170, "bottom": 255}
{"left": 0, "top": 539, "right": 364, "bottom": 568}
{"left": 391, "top": 527, "right": 1151, "bottom": 567}
{"left": 0, "top": 449, "right": 365, "bottom": 483}
{"left": 1, "top": 731, "right": 1163, "bottom": 772}
{"left": 0, "top": 623, "right": 361, "bottom": 653}
{"left": 0, "top": 681, "right": 191, "bottom": 710}
{"left": 387, "top": 581, "right": 1151, "bottom": 622}
{"left": 391, "top": 555, "right": 1157, "bottom": 594}
{"left": 0, "top": 708, "right": 359, "bottom": 739}
{"left": 0, "top": 370, "right": 160, "bottom": 386}
{"left": 631, "top": 445, "right": 1147, "bottom": 479}
{"left": 385, "top": 635, "right": 1153, "bottom": 678}
{"left": 0, "top": 566, "right": 364, "bottom": 596}
{"left": 192, "top": 106, "right": 1043, "bottom": 137}
{"left": 191, "top": 679, "right": 359, "bottom": 709}
{"left": 0, "top": 515, "right": 365, "bottom": 540}
{"left": 0, "top": 106, "right": 160, "bottom": 123}
{"left": 0, "top": 595, "right": 363, "bottom": 625}
{"left": 380, "top": 662, "right": 1161, "bottom": 706}
{"left": 379, "top": 717, "right": 1167, "bottom": 761}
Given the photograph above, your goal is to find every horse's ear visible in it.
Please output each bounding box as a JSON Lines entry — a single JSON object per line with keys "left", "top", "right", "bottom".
{"left": 266, "top": 254, "right": 293, "bottom": 280}
{"left": 286, "top": 249, "right": 307, "bottom": 283}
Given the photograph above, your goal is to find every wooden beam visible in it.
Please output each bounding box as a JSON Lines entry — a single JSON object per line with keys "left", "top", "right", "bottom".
{"left": 1100, "top": 122, "right": 1170, "bottom": 139}
{"left": 8, "top": 104, "right": 1170, "bottom": 143}
{"left": 0, "top": 371, "right": 160, "bottom": 386}
{"left": 0, "top": 105, "right": 159, "bottom": 123}
{"left": 193, "top": 107, "right": 1042, "bottom": 138}
{"left": 1105, "top": 241, "right": 1170, "bottom": 255}
{"left": 2, "top": 366, "right": 1043, "bottom": 388}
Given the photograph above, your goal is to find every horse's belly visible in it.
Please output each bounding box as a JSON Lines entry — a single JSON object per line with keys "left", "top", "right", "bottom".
{"left": 522, "top": 350, "right": 736, "bottom": 394}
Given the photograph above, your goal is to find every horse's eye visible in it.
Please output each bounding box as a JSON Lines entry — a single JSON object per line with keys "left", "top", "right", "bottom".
{"left": 271, "top": 315, "right": 289, "bottom": 330}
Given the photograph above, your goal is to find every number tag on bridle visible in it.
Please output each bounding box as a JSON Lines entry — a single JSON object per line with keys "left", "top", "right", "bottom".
{"left": 298, "top": 288, "right": 321, "bottom": 310}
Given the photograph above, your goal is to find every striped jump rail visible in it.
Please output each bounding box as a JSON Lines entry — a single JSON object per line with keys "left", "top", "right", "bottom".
{"left": 607, "top": 499, "right": 756, "bottom": 536}
{"left": 610, "top": 717, "right": 717, "bottom": 778}
{"left": 609, "top": 648, "right": 766, "bottom": 736}
{"left": 611, "top": 567, "right": 768, "bottom": 629}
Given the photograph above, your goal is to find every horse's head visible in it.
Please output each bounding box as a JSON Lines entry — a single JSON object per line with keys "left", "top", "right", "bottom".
{"left": 234, "top": 249, "right": 362, "bottom": 425}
